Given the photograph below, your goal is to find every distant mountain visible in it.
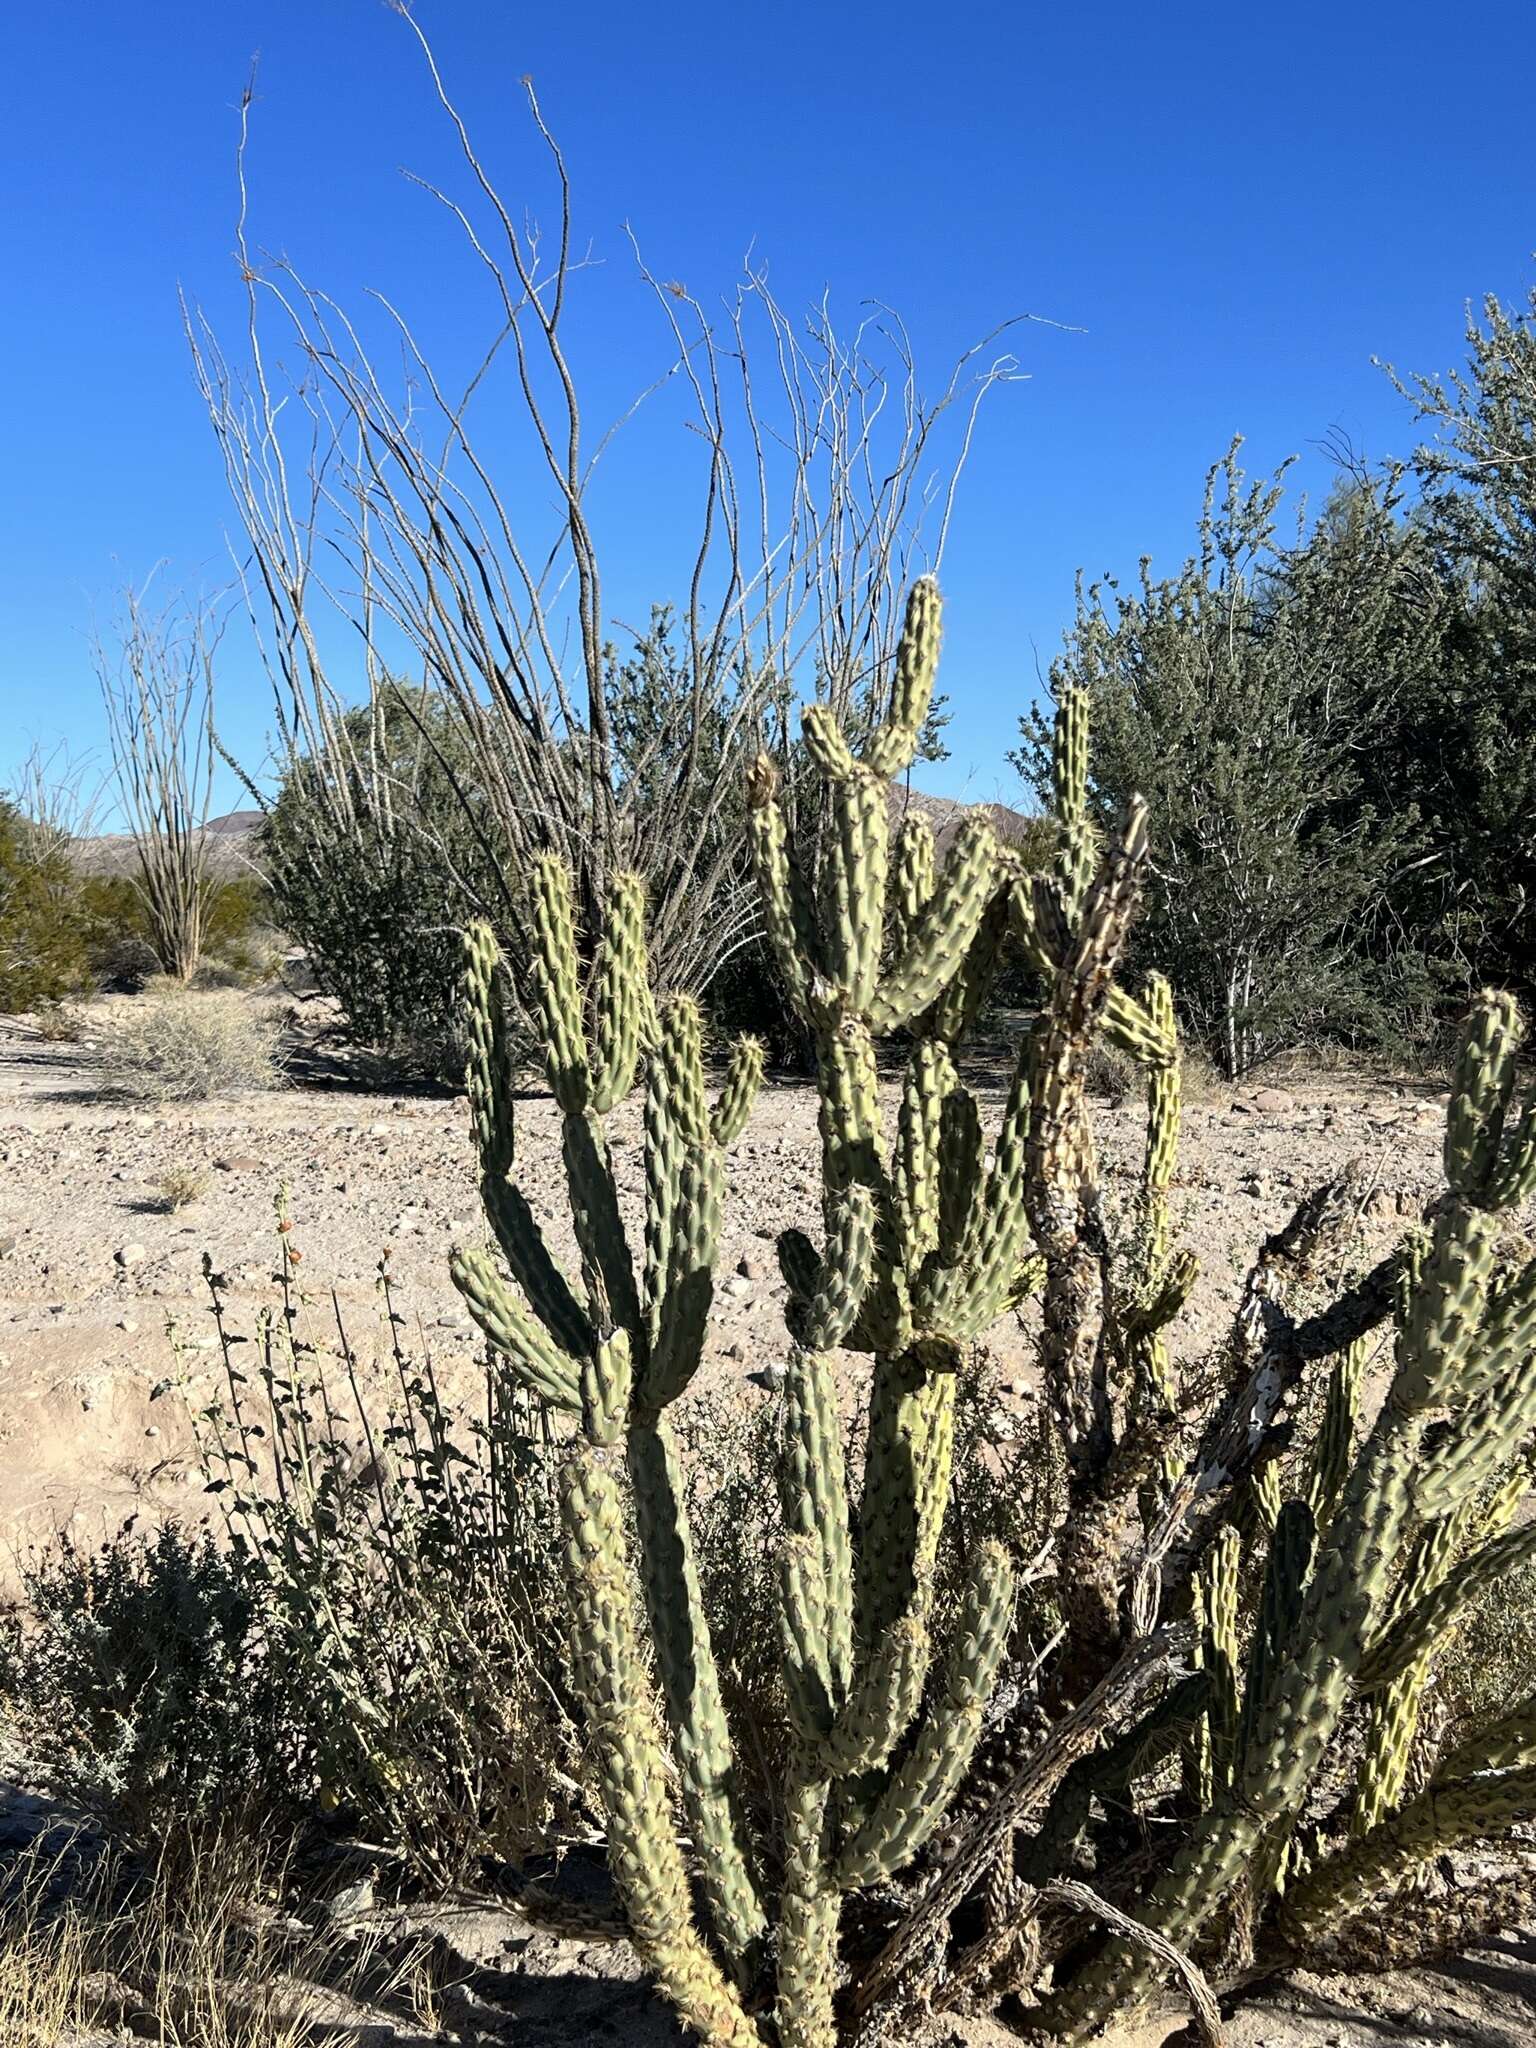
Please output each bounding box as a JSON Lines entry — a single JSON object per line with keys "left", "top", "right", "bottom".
{"left": 71, "top": 810, "right": 264, "bottom": 878}
{"left": 888, "top": 784, "right": 1045, "bottom": 856}
{"left": 70, "top": 797, "right": 1041, "bottom": 882}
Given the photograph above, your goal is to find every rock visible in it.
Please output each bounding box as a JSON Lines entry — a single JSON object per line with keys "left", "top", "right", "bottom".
{"left": 736, "top": 1253, "right": 764, "bottom": 1282}
{"left": 114, "top": 1243, "right": 147, "bottom": 1269}
{"left": 214, "top": 1156, "right": 264, "bottom": 1174}
{"left": 0, "top": 1234, "right": 15, "bottom": 1258}
{"left": 727, "top": 1273, "right": 753, "bottom": 1300}
{"left": 1251, "top": 1087, "right": 1295, "bottom": 1114}
{"left": 723, "top": 1341, "right": 746, "bottom": 1362}
{"left": 750, "top": 1362, "right": 787, "bottom": 1393}
{"left": 118, "top": 1317, "right": 138, "bottom": 1333}
{"left": 323, "top": 1872, "right": 377, "bottom": 1923}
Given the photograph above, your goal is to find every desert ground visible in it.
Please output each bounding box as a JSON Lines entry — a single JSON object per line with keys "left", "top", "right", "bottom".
{"left": 3, "top": 996, "right": 1532, "bottom": 2047}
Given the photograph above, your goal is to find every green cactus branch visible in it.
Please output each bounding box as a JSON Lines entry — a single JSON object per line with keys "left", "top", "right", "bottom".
{"left": 447, "top": 574, "right": 1536, "bottom": 2048}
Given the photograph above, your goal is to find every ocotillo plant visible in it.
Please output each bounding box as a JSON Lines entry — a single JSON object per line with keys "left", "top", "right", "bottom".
{"left": 450, "top": 578, "right": 1536, "bottom": 2047}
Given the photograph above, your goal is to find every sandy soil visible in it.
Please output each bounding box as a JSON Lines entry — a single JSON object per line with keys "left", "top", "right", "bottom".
{"left": 0, "top": 1004, "right": 1446, "bottom": 1569}
{"left": 4, "top": 996, "right": 1528, "bottom": 2047}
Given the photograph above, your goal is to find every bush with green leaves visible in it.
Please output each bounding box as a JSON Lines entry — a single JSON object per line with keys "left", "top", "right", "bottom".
{"left": 0, "top": 798, "right": 94, "bottom": 1012}
{"left": 1385, "top": 282, "right": 1536, "bottom": 1005}
{"left": 80, "top": 871, "right": 273, "bottom": 992}
{"left": 262, "top": 684, "right": 514, "bottom": 1080}
{"left": 1015, "top": 445, "right": 1444, "bottom": 1078}
{"left": 0, "top": 1523, "right": 294, "bottom": 1848}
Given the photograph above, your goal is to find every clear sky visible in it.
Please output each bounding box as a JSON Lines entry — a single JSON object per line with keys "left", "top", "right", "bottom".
{"left": 4, "top": 0, "right": 1535, "bottom": 812}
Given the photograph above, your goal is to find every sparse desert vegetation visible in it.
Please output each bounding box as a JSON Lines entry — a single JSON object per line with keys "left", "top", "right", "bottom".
{"left": 5, "top": 12, "right": 1536, "bottom": 2048}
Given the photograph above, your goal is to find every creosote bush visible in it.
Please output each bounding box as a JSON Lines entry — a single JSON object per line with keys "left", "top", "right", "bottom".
{"left": 446, "top": 577, "right": 1536, "bottom": 2047}
{"left": 0, "top": 798, "right": 94, "bottom": 1012}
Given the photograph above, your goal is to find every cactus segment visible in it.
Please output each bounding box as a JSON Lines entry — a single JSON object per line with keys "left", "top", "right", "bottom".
{"left": 463, "top": 920, "right": 516, "bottom": 1178}
{"left": 892, "top": 813, "right": 937, "bottom": 957}
{"left": 836, "top": 1543, "right": 1014, "bottom": 1888}
{"left": 1359, "top": 1516, "right": 1536, "bottom": 1693}
{"left": 746, "top": 757, "right": 817, "bottom": 1013}
{"left": 1308, "top": 1339, "right": 1365, "bottom": 1529}
{"left": 1237, "top": 1498, "right": 1315, "bottom": 1777}
{"left": 560, "top": 1449, "right": 766, "bottom": 2047}
{"left": 591, "top": 870, "right": 647, "bottom": 1114}
{"left": 776, "top": 1760, "right": 839, "bottom": 2048}
{"left": 867, "top": 816, "right": 997, "bottom": 1034}
{"left": 713, "top": 1035, "right": 766, "bottom": 1145}
{"left": 1284, "top": 1764, "right": 1536, "bottom": 1946}
{"left": 479, "top": 1174, "right": 593, "bottom": 1360}
{"left": 450, "top": 1245, "right": 583, "bottom": 1412}
{"left": 1444, "top": 990, "right": 1524, "bottom": 1198}
{"left": 864, "top": 575, "right": 942, "bottom": 778}
{"left": 529, "top": 854, "right": 593, "bottom": 1113}
{"left": 630, "top": 1419, "right": 767, "bottom": 1972}
{"left": 783, "top": 1348, "right": 854, "bottom": 1697}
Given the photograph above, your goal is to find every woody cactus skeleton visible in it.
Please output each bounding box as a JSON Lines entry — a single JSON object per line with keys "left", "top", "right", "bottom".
{"left": 449, "top": 578, "right": 1536, "bottom": 2045}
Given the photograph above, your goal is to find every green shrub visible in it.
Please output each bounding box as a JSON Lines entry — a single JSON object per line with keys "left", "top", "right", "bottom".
{"left": 263, "top": 687, "right": 511, "bottom": 1080}
{"left": 0, "top": 799, "right": 93, "bottom": 1011}
{"left": 0, "top": 1524, "right": 295, "bottom": 1847}
{"left": 80, "top": 872, "right": 273, "bottom": 992}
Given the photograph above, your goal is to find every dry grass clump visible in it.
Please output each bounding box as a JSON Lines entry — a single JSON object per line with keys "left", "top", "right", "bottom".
{"left": 27, "top": 1001, "right": 81, "bottom": 1044}
{"left": 0, "top": 1838, "right": 438, "bottom": 2048}
{"left": 156, "top": 1162, "right": 212, "bottom": 1212}
{"left": 96, "top": 989, "right": 283, "bottom": 1102}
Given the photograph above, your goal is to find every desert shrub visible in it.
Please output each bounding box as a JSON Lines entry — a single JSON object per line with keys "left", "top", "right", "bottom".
{"left": 155, "top": 1163, "right": 210, "bottom": 1212}
{"left": 95, "top": 989, "right": 284, "bottom": 1102}
{"left": 1439, "top": 1549, "right": 1536, "bottom": 1759}
{"left": 0, "top": 1831, "right": 437, "bottom": 2048}
{"left": 28, "top": 1000, "right": 81, "bottom": 1043}
{"left": 0, "top": 799, "right": 93, "bottom": 1011}
{"left": 1019, "top": 451, "right": 1447, "bottom": 1077}
{"left": 263, "top": 687, "right": 510, "bottom": 1081}
{"left": 192, "top": 1230, "right": 582, "bottom": 1886}
{"left": 1080, "top": 1033, "right": 1139, "bottom": 1103}
{"left": 80, "top": 872, "right": 272, "bottom": 993}
{"left": 0, "top": 1524, "right": 294, "bottom": 1847}
{"left": 3, "top": 1229, "right": 582, "bottom": 1888}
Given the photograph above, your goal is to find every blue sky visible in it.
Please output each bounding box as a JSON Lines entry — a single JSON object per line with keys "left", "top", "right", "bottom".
{"left": 4, "top": 0, "right": 1535, "bottom": 812}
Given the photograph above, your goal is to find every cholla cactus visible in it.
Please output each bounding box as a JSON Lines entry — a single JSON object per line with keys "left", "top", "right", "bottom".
{"left": 450, "top": 578, "right": 1184, "bottom": 2045}
{"left": 449, "top": 578, "right": 1536, "bottom": 2048}
{"left": 1047, "top": 990, "right": 1536, "bottom": 2040}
